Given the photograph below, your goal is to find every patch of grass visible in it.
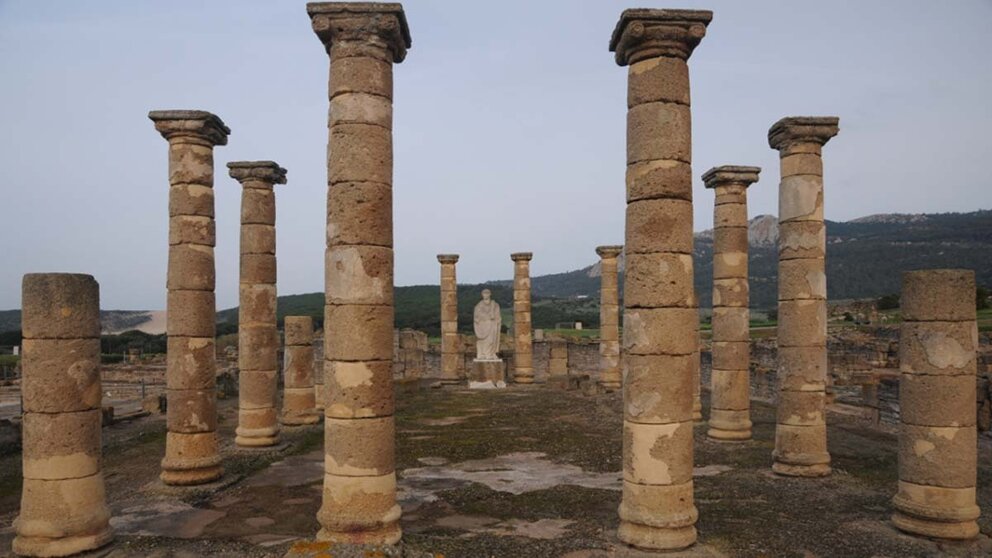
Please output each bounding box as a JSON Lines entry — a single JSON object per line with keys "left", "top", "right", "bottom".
{"left": 0, "top": 354, "right": 19, "bottom": 366}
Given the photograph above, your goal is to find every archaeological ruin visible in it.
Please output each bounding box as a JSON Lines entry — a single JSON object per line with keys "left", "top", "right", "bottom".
{"left": 1, "top": 3, "right": 989, "bottom": 558}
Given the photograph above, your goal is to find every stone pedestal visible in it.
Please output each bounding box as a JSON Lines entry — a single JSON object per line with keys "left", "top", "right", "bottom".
{"left": 469, "top": 359, "right": 506, "bottom": 385}
{"left": 596, "top": 245, "right": 623, "bottom": 391}
{"left": 150, "top": 109, "right": 229, "bottom": 486}
{"left": 769, "top": 116, "right": 839, "bottom": 477}
{"left": 283, "top": 316, "right": 320, "bottom": 426}
{"left": 610, "top": 9, "right": 710, "bottom": 551}
{"left": 230, "top": 161, "right": 288, "bottom": 446}
{"left": 14, "top": 274, "right": 113, "bottom": 557}
{"left": 511, "top": 252, "right": 534, "bottom": 383}
{"left": 703, "top": 166, "right": 761, "bottom": 440}
{"left": 437, "top": 254, "right": 461, "bottom": 383}
{"left": 310, "top": 1, "right": 410, "bottom": 546}
{"left": 892, "top": 270, "right": 980, "bottom": 539}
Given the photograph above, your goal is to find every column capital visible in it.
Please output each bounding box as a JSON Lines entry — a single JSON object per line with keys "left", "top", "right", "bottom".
{"left": 437, "top": 254, "right": 459, "bottom": 264}
{"left": 511, "top": 252, "right": 533, "bottom": 262}
{"left": 702, "top": 166, "right": 761, "bottom": 190}
{"left": 227, "top": 161, "right": 288, "bottom": 186}
{"left": 596, "top": 245, "right": 623, "bottom": 259}
{"left": 768, "top": 116, "right": 840, "bottom": 151}
{"left": 148, "top": 110, "right": 230, "bottom": 146}
{"left": 308, "top": 2, "right": 411, "bottom": 63}
{"left": 609, "top": 9, "right": 712, "bottom": 66}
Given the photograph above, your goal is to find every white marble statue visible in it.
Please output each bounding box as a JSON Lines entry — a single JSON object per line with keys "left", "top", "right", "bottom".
{"left": 473, "top": 289, "right": 502, "bottom": 361}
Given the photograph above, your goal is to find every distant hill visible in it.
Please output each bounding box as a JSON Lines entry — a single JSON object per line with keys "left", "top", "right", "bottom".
{"left": 4, "top": 210, "right": 989, "bottom": 335}
{"left": 530, "top": 210, "right": 992, "bottom": 309}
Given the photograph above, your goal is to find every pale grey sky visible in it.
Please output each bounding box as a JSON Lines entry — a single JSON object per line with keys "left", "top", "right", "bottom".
{"left": 1, "top": 0, "right": 990, "bottom": 310}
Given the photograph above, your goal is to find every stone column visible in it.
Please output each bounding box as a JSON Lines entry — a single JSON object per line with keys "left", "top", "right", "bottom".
{"left": 283, "top": 316, "right": 320, "bottom": 426}
{"left": 14, "top": 274, "right": 113, "bottom": 556}
{"left": 892, "top": 270, "right": 980, "bottom": 539}
{"left": 549, "top": 338, "right": 568, "bottom": 377}
{"left": 229, "top": 161, "right": 287, "bottom": 447}
{"left": 596, "top": 245, "right": 623, "bottom": 391}
{"left": 150, "top": 110, "right": 229, "bottom": 485}
{"left": 437, "top": 254, "right": 460, "bottom": 383}
{"left": 313, "top": 333, "right": 326, "bottom": 411}
{"left": 769, "top": 116, "right": 839, "bottom": 477}
{"left": 702, "top": 166, "right": 760, "bottom": 440}
{"left": 309, "top": 2, "right": 410, "bottom": 545}
{"left": 511, "top": 252, "right": 534, "bottom": 384}
{"left": 610, "top": 9, "right": 710, "bottom": 551}
{"left": 691, "top": 295, "right": 703, "bottom": 423}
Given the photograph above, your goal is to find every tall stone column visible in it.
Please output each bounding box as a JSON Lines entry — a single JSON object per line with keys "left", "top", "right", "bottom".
{"left": 892, "top": 270, "right": 980, "bottom": 539}
{"left": 150, "top": 110, "right": 229, "bottom": 485}
{"left": 610, "top": 9, "right": 710, "bottom": 550}
{"left": 596, "top": 245, "right": 622, "bottom": 391}
{"left": 229, "top": 161, "right": 287, "bottom": 447}
{"left": 437, "top": 254, "right": 461, "bottom": 382}
{"left": 703, "top": 166, "right": 760, "bottom": 441}
{"left": 283, "top": 316, "right": 320, "bottom": 426}
{"left": 769, "top": 116, "right": 838, "bottom": 477}
{"left": 511, "top": 252, "right": 534, "bottom": 384}
{"left": 309, "top": 2, "right": 410, "bottom": 545}
{"left": 691, "top": 294, "right": 703, "bottom": 422}
{"left": 14, "top": 274, "right": 113, "bottom": 556}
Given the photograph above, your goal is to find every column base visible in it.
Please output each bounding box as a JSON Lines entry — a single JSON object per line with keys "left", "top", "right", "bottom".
{"left": 599, "top": 379, "right": 621, "bottom": 392}
{"left": 891, "top": 482, "right": 981, "bottom": 540}
{"left": 13, "top": 527, "right": 114, "bottom": 558}
{"left": 316, "top": 523, "right": 401, "bottom": 546}
{"left": 618, "top": 521, "right": 697, "bottom": 551}
{"left": 891, "top": 511, "right": 979, "bottom": 540}
{"left": 771, "top": 460, "right": 831, "bottom": 477}
{"left": 160, "top": 464, "right": 223, "bottom": 486}
{"left": 161, "top": 432, "right": 223, "bottom": 486}
{"left": 281, "top": 411, "right": 322, "bottom": 426}
{"left": 707, "top": 410, "right": 752, "bottom": 441}
{"left": 235, "top": 424, "right": 281, "bottom": 447}
{"left": 513, "top": 368, "right": 535, "bottom": 384}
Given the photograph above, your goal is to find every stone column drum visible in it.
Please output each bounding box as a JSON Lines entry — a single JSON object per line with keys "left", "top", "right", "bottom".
{"left": 309, "top": 1, "right": 411, "bottom": 545}
{"left": 437, "top": 254, "right": 461, "bottom": 383}
{"left": 892, "top": 270, "right": 981, "bottom": 539}
{"left": 596, "top": 245, "right": 623, "bottom": 390}
{"left": 229, "top": 161, "right": 287, "bottom": 447}
{"left": 283, "top": 316, "right": 320, "bottom": 426}
{"left": 610, "top": 9, "right": 710, "bottom": 550}
{"left": 703, "top": 166, "right": 760, "bottom": 440}
{"left": 150, "top": 110, "right": 229, "bottom": 485}
{"left": 769, "top": 116, "right": 838, "bottom": 477}
{"left": 691, "top": 294, "right": 703, "bottom": 423}
{"left": 511, "top": 252, "right": 534, "bottom": 384}
{"left": 14, "top": 274, "right": 113, "bottom": 557}
{"left": 313, "top": 334, "right": 326, "bottom": 410}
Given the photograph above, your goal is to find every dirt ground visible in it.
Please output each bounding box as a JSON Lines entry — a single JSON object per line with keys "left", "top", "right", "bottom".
{"left": 1, "top": 385, "right": 990, "bottom": 558}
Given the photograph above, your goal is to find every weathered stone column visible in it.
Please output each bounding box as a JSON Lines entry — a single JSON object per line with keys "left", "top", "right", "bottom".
{"left": 691, "top": 295, "right": 703, "bottom": 423}
{"left": 309, "top": 2, "right": 410, "bottom": 545}
{"left": 14, "top": 274, "right": 113, "bottom": 557}
{"left": 610, "top": 9, "right": 710, "bottom": 550}
{"left": 549, "top": 338, "right": 568, "bottom": 377}
{"left": 150, "top": 110, "right": 229, "bottom": 485}
{"left": 229, "top": 161, "right": 287, "bottom": 447}
{"left": 703, "top": 166, "right": 760, "bottom": 440}
{"left": 283, "top": 316, "right": 320, "bottom": 426}
{"left": 313, "top": 333, "right": 326, "bottom": 411}
{"left": 892, "top": 270, "right": 980, "bottom": 539}
{"left": 769, "top": 116, "right": 838, "bottom": 477}
{"left": 437, "top": 254, "right": 460, "bottom": 383}
{"left": 511, "top": 252, "right": 534, "bottom": 384}
{"left": 596, "top": 245, "right": 623, "bottom": 390}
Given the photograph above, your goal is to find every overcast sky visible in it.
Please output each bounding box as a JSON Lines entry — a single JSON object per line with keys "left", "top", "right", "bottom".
{"left": 1, "top": 0, "right": 989, "bottom": 310}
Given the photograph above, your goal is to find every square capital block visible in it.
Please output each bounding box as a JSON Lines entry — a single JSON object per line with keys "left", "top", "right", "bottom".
{"left": 308, "top": 2, "right": 411, "bottom": 62}
{"left": 610, "top": 9, "right": 712, "bottom": 65}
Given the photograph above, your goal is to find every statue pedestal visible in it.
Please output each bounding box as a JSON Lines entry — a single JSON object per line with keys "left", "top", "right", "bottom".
{"left": 468, "top": 359, "right": 505, "bottom": 387}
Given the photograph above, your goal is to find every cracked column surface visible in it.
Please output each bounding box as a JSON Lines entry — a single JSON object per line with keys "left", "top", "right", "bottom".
{"left": 610, "top": 8, "right": 710, "bottom": 551}
{"left": 768, "top": 116, "right": 838, "bottom": 477}
{"left": 308, "top": 1, "right": 410, "bottom": 545}
{"left": 511, "top": 252, "right": 534, "bottom": 384}
{"left": 702, "top": 166, "right": 760, "bottom": 440}
{"left": 229, "top": 161, "right": 288, "bottom": 446}
{"left": 150, "top": 109, "right": 229, "bottom": 486}
{"left": 283, "top": 316, "right": 321, "bottom": 426}
{"left": 892, "top": 270, "right": 980, "bottom": 539}
{"left": 437, "top": 254, "right": 461, "bottom": 383}
{"left": 14, "top": 274, "right": 113, "bottom": 557}
{"left": 596, "top": 245, "right": 623, "bottom": 391}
